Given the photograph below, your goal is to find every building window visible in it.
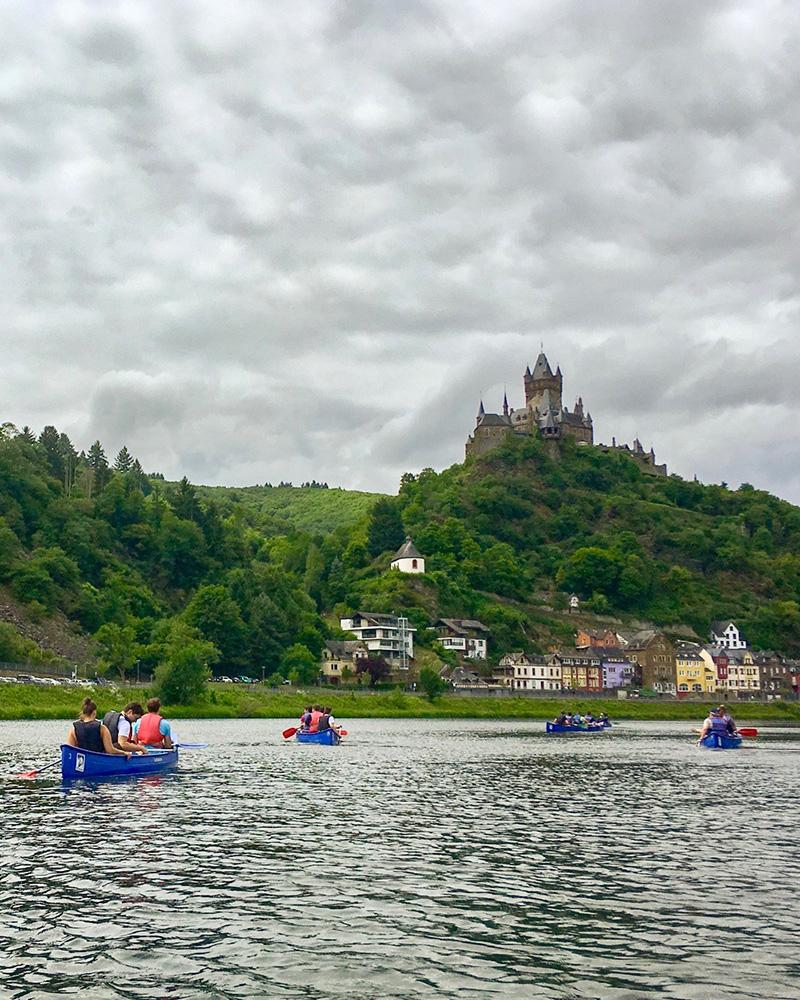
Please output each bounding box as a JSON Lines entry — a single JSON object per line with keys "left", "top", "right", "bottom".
{"left": 412, "top": 559, "right": 418, "bottom": 569}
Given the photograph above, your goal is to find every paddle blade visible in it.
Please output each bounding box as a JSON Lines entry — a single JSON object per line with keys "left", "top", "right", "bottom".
{"left": 738, "top": 728, "right": 758, "bottom": 737}
{"left": 176, "top": 742, "right": 209, "bottom": 749}
{"left": 14, "top": 760, "right": 57, "bottom": 779}
{"left": 339, "top": 729, "right": 347, "bottom": 737}
{"left": 282, "top": 727, "right": 298, "bottom": 739}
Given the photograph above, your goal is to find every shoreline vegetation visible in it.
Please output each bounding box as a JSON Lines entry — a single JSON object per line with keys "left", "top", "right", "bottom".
{"left": 2, "top": 685, "right": 800, "bottom": 723}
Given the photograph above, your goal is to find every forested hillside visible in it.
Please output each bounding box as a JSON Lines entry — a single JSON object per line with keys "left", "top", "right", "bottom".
{"left": 3, "top": 420, "right": 800, "bottom": 690}
{"left": 193, "top": 483, "right": 384, "bottom": 534}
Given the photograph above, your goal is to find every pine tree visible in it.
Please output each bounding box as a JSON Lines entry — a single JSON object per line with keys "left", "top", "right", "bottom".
{"left": 114, "top": 446, "right": 134, "bottom": 473}
{"left": 367, "top": 498, "right": 405, "bottom": 557}
{"left": 38, "top": 425, "right": 64, "bottom": 481}
{"left": 172, "top": 476, "right": 200, "bottom": 522}
{"left": 87, "top": 440, "right": 110, "bottom": 495}
{"left": 58, "top": 433, "right": 78, "bottom": 495}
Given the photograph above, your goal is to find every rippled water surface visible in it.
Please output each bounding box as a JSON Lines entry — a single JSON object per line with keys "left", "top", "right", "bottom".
{"left": 1, "top": 718, "right": 799, "bottom": 1000}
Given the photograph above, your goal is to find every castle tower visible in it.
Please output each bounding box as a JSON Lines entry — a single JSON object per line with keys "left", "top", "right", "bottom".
{"left": 524, "top": 352, "right": 562, "bottom": 414}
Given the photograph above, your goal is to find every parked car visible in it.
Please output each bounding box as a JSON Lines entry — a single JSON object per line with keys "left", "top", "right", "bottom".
{"left": 16, "top": 674, "right": 37, "bottom": 685}
{"left": 0, "top": 676, "right": 14, "bottom": 684}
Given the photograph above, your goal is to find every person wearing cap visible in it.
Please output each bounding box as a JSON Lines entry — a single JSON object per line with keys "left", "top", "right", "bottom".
{"left": 698, "top": 708, "right": 729, "bottom": 743}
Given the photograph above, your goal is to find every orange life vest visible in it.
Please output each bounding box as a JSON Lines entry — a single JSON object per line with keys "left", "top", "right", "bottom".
{"left": 309, "top": 710, "right": 323, "bottom": 732}
{"left": 137, "top": 713, "right": 165, "bottom": 747}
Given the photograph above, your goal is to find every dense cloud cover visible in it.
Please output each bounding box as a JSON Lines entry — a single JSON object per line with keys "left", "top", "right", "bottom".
{"left": 2, "top": 0, "right": 799, "bottom": 498}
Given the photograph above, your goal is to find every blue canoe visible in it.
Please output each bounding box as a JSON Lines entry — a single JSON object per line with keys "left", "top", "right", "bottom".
{"left": 295, "top": 729, "right": 341, "bottom": 745}
{"left": 61, "top": 744, "right": 179, "bottom": 780}
{"left": 699, "top": 731, "right": 743, "bottom": 750}
{"left": 546, "top": 722, "right": 606, "bottom": 734}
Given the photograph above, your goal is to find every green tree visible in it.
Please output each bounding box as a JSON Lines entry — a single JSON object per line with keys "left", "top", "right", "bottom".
{"left": 184, "top": 584, "right": 248, "bottom": 670}
{"left": 367, "top": 498, "right": 405, "bottom": 557}
{"left": 172, "top": 477, "right": 200, "bottom": 522}
{"left": 94, "top": 621, "right": 138, "bottom": 681}
{"left": 281, "top": 643, "right": 320, "bottom": 685}
{"left": 87, "top": 440, "right": 111, "bottom": 495}
{"left": 418, "top": 665, "right": 448, "bottom": 702}
{"left": 149, "top": 619, "right": 218, "bottom": 703}
{"left": 556, "top": 547, "right": 624, "bottom": 599}
{"left": 114, "top": 446, "right": 134, "bottom": 472}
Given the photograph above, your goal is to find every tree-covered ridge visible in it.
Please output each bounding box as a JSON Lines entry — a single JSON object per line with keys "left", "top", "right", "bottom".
{"left": 192, "top": 483, "right": 386, "bottom": 535}
{"left": 4, "top": 417, "right": 800, "bottom": 689}
{"left": 395, "top": 435, "right": 800, "bottom": 654}
{"left": 0, "top": 424, "right": 331, "bottom": 691}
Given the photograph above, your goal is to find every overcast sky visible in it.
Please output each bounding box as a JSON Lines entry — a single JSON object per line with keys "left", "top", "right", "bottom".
{"left": 2, "top": 0, "right": 799, "bottom": 500}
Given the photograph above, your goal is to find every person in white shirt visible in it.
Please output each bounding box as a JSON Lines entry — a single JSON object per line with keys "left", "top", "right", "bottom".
{"left": 102, "top": 703, "right": 148, "bottom": 753}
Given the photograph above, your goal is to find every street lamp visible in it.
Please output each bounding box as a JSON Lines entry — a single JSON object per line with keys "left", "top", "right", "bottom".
{"left": 135, "top": 659, "right": 141, "bottom": 686}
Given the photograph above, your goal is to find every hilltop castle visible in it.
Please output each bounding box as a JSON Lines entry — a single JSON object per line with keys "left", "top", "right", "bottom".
{"left": 466, "top": 351, "right": 666, "bottom": 475}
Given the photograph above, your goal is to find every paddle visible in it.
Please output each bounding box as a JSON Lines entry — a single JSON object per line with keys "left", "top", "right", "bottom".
{"left": 692, "top": 728, "right": 756, "bottom": 738}
{"left": 15, "top": 760, "right": 59, "bottom": 779}
{"left": 282, "top": 727, "right": 298, "bottom": 739}
{"left": 174, "top": 742, "right": 209, "bottom": 749}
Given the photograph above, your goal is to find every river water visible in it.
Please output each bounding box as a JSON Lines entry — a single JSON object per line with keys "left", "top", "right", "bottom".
{"left": 1, "top": 718, "right": 798, "bottom": 1000}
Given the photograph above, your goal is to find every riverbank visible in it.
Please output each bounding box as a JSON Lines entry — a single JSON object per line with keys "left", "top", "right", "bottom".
{"left": 2, "top": 684, "right": 800, "bottom": 722}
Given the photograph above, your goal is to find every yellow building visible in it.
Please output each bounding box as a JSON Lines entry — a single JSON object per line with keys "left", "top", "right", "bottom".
{"left": 676, "top": 645, "right": 716, "bottom": 695}
{"left": 320, "top": 640, "right": 368, "bottom": 685}
{"left": 725, "top": 649, "right": 761, "bottom": 695}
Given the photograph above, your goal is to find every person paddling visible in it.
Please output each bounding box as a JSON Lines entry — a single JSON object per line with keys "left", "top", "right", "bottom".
{"left": 67, "top": 697, "right": 131, "bottom": 759}
{"left": 133, "top": 698, "right": 173, "bottom": 749}
{"left": 718, "top": 704, "right": 737, "bottom": 735}
{"left": 308, "top": 704, "right": 323, "bottom": 733}
{"left": 326, "top": 707, "right": 341, "bottom": 736}
{"left": 698, "top": 708, "right": 729, "bottom": 743}
{"left": 103, "top": 702, "right": 148, "bottom": 754}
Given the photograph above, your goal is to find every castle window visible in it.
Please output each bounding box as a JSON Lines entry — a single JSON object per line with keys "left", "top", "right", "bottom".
{"left": 412, "top": 559, "right": 418, "bottom": 568}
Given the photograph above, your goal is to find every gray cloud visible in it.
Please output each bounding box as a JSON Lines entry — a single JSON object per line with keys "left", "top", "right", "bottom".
{"left": 1, "top": 0, "right": 799, "bottom": 499}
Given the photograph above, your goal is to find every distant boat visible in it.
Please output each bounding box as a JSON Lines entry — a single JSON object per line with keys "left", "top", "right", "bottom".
{"left": 61, "top": 744, "right": 179, "bottom": 779}
{"left": 546, "top": 722, "right": 605, "bottom": 734}
{"left": 698, "top": 731, "right": 742, "bottom": 750}
{"left": 295, "top": 729, "right": 341, "bottom": 745}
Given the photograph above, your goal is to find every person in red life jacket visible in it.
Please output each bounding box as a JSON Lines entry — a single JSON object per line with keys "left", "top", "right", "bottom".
{"left": 132, "top": 697, "right": 174, "bottom": 748}
{"left": 299, "top": 705, "right": 313, "bottom": 731}
{"left": 67, "top": 697, "right": 131, "bottom": 758}
{"left": 308, "top": 704, "right": 323, "bottom": 732}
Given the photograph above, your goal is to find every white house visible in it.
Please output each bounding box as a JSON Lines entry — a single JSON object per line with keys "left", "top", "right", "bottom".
{"left": 429, "top": 619, "right": 489, "bottom": 660}
{"left": 494, "top": 652, "right": 562, "bottom": 691}
{"left": 340, "top": 612, "right": 415, "bottom": 664}
{"left": 710, "top": 620, "right": 748, "bottom": 650}
{"left": 390, "top": 536, "right": 425, "bottom": 574}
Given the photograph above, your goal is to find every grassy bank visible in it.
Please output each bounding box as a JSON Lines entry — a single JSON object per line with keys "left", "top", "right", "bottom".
{"left": 2, "top": 684, "right": 800, "bottom": 722}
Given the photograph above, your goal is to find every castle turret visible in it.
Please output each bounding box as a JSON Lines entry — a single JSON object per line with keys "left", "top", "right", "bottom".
{"left": 524, "top": 351, "right": 563, "bottom": 414}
